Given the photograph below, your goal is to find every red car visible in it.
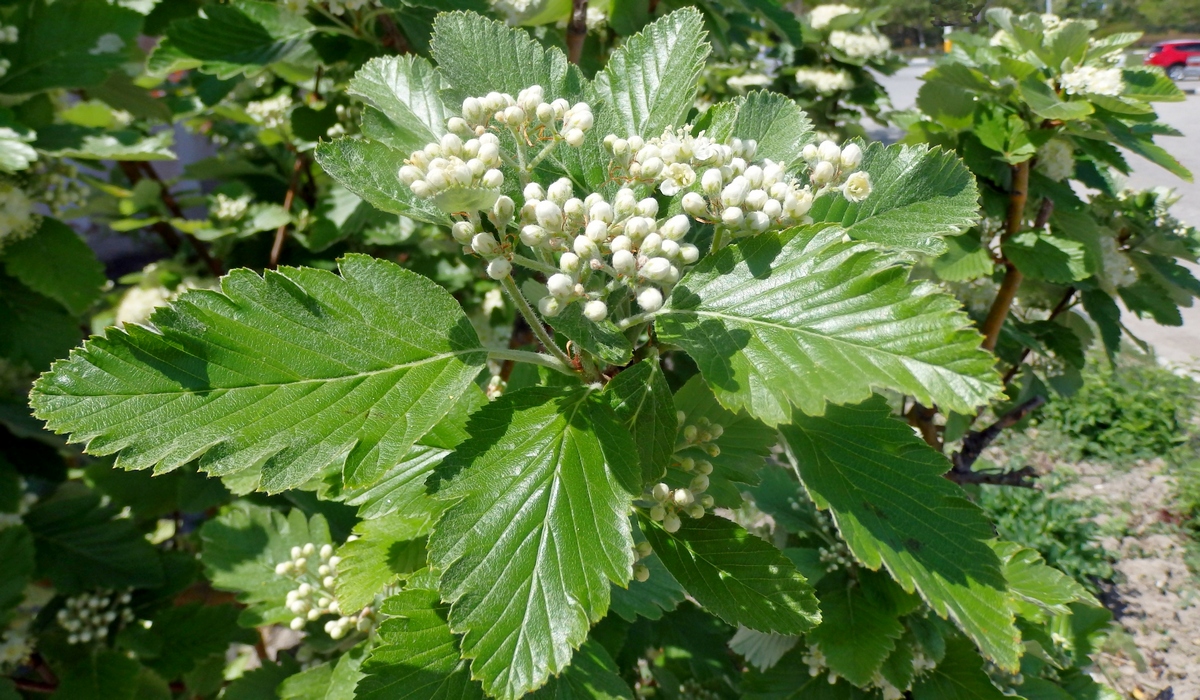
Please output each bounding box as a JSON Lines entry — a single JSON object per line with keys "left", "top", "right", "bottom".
{"left": 1145, "top": 40, "right": 1200, "bottom": 80}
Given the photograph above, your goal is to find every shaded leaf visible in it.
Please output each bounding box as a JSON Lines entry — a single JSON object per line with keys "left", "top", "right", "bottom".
{"left": 605, "top": 360, "right": 677, "bottom": 485}
{"left": 2, "top": 217, "right": 105, "bottom": 315}
{"left": 348, "top": 55, "right": 450, "bottom": 156}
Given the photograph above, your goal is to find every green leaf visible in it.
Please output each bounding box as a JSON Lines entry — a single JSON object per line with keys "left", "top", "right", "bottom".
{"left": 430, "top": 11, "right": 574, "bottom": 106}
{"left": 200, "top": 503, "right": 332, "bottom": 626}
{"left": 1018, "top": 76, "right": 1094, "bottom": 121}
{"left": 593, "top": 8, "right": 710, "bottom": 138}
{"left": 2, "top": 218, "right": 105, "bottom": 315}
{"left": 223, "top": 656, "right": 301, "bottom": 700}
{"left": 656, "top": 226, "right": 1002, "bottom": 425}
{"left": 1121, "top": 67, "right": 1186, "bottom": 102}
{"left": 429, "top": 387, "right": 640, "bottom": 700}
{"left": 0, "top": 273, "right": 80, "bottom": 371}
{"left": 22, "top": 483, "right": 163, "bottom": 595}
{"left": 356, "top": 576, "right": 484, "bottom": 700}
{"left": 932, "top": 233, "right": 994, "bottom": 282}
{"left": 1080, "top": 289, "right": 1121, "bottom": 362}
{"left": 808, "top": 143, "right": 980, "bottom": 255}
{"left": 806, "top": 571, "right": 905, "bottom": 686}
{"left": 605, "top": 359, "right": 677, "bottom": 484}
{"left": 53, "top": 650, "right": 167, "bottom": 700}
{"left": 0, "top": 525, "right": 33, "bottom": 615}
{"left": 742, "top": 646, "right": 872, "bottom": 700}
{"left": 528, "top": 640, "right": 633, "bottom": 700}
{"left": 549, "top": 301, "right": 633, "bottom": 366}
{"left": 0, "top": 0, "right": 142, "bottom": 94}
{"left": 335, "top": 444, "right": 451, "bottom": 519}
{"left": 668, "top": 375, "right": 775, "bottom": 508}
{"left": 911, "top": 637, "right": 1009, "bottom": 700}
{"left": 1003, "top": 232, "right": 1089, "bottom": 284}
{"left": 34, "top": 125, "right": 176, "bottom": 161}
{"left": 640, "top": 513, "right": 820, "bottom": 635}
{"left": 315, "top": 138, "right": 450, "bottom": 225}
{"left": 165, "top": 0, "right": 313, "bottom": 77}
{"left": 1099, "top": 117, "right": 1192, "bottom": 182}
{"left": 780, "top": 397, "right": 1020, "bottom": 671}
{"left": 136, "top": 603, "right": 257, "bottom": 678}
{"left": 335, "top": 511, "right": 436, "bottom": 612}
{"left": 278, "top": 644, "right": 366, "bottom": 700}
{"left": 31, "top": 254, "right": 486, "bottom": 492}
{"left": 992, "top": 541, "right": 1095, "bottom": 616}
{"left": 608, "top": 549, "right": 685, "bottom": 622}
{"left": 0, "top": 127, "right": 36, "bottom": 172}
{"left": 705, "top": 91, "right": 814, "bottom": 171}
{"left": 1120, "top": 277, "right": 1182, "bottom": 326}
{"left": 348, "top": 56, "right": 450, "bottom": 156}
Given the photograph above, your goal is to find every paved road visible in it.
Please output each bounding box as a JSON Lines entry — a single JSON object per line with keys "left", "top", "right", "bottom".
{"left": 876, "top": 65, "right": 1200, "bottom": 367}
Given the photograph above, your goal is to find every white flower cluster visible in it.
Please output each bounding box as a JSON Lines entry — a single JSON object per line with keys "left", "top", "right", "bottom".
{"left": 1059, "top": 65, "right": 1124, "bottom": 97}
{"left": 0, "top": 60, "right": 10, "bottom": 80}
{"left": 213, "top": 193, "right": 251, "bottom": 221}
{"left": 726, "top": 73, "right": 774, "bottom": 91}
{"left": 275, "top": 542, "right": 375, "bottom": 639}
{"left": 246, "top": 93, "right": 294, "bottom": 128}
{"left": 451, "top": 85, "right": 594, "bottom": 146}
{"left": 283, "top": 0, "right": 375, "bottom": 15}
{"left": 1035, "top": 139, "right": 1075, "bottom": 182}
{"left": 794, "top": 68, "right": 854, "bottom": 94}
{"left": 1098, "top": 235, "right": 1137, "bottom": 290}
{"left": 400, "top": 132, "right": 506, "bottom": 201}
{"left": 807, "top": 4, "right": 855, "bottom": 29}
{"left": 0, "top": 181, "right": 35, "bottom": 249}
{"left": 0, "top": 479, "right": 37, "bottom": 530}
{"left": 829, "top": 30, "right": 890, "bottom": 60}
{"left": 802, "top": 647, "right": 839, "bottom": 684}
{"left": 631, "top": 541, "right": 653, "bottom": 582}
{"left": 34, "top": 161, "right": 89, "bottom": 215}
{"left": 0, "top": 25, "right": 17, "bottom": 43}
{"left": 644, "top": 415, "right": 723, "bottom": 532}
{"left": 56, "top": 590, "right": 135, "bottom": 645}
{"left": 818, "top": 540, "right": 852, "bottom": 573}
{"left": 115, "top": 277, "right": 212, "bottom": 327}
{"left": 0, "top": 625, "right": 31, "bottom": 669}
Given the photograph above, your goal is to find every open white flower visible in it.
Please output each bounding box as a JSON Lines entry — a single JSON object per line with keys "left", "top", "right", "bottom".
{"left": 1059, "top": 65, "right": 1123, "bottom": 96}
{"left": 794, "top": 68, "right": 854, "bottom": 94}
{"left": 841, "top": 171, "right": 872, "bottom": 202}
{"left": 808, "top": 4, "right": 855, "bottom": 29}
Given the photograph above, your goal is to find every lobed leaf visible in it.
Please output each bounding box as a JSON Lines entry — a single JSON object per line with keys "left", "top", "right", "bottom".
{"left": 781, "top": 397, "right": 1021, "bottom": 670}
{"left": 335, "top": 511, "right": 437, "bottom": 612}
{"left": 428, "top": 387, "right": 640, "bottom": 700}
{"left": 604, "top": 360, "right": 677, "bottom": 485}
{"left": 808, "top": 143, "right": 980, "bottom": 255}
{"left": 348, "top": 55, "right": 450, "bottom": 156}
{"left": 2, "top": 217, "right": 106, "bottom": 315}
{"left": 656, "top": 226, "right": 1002, "bottom": 425}
{"left": 315, "top": 139, "right": 450, "bottom": 225}
{"left": 31, "top": 254, "right": 486, "bottom": 492}
{"left": 705, "top": 91, "right": 814, "bottom": 172}
{"left": 640, "top": 513, "right": 820, "bottom": 635}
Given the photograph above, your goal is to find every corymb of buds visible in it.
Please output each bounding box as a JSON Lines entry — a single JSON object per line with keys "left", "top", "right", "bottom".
{"left": 275, "top": 541, "right": 375, "bottom": 639}
{"left": 398, "top": 131, "right": 505, "bottom": 203}
{"left": 56, "top": 589, "right": 135, "bottom": 645}
{"left": 800, "top": 140, "right": 872, "bottom": 203}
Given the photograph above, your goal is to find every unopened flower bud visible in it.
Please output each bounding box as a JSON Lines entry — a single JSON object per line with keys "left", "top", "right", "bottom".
{"left": 520, "top": 225, "right": 547, "bottom": 247}
{"left": 547, "top": 178, "right": 574, "bottom": 204}
{"left": 586, "top": 219, "right": 609, "bottom": 242}
{"left": 641, "top": 232, "right": 663, "bottom": 257}
{"left": 574, "top": 235, "right": 599, "bottom": 258}
{"left": 612, "top": 249, "right": 637, "bottom": 275}
{"left": 524, "top": 183, "right": 545, "bottom": 201}
{"left": 634, "top": 564, "right": 650, "bottom": 582}
{"left": 565, "top": 128, "right": 585, "bottom": 146}
{"left": 802, "top": 143, "right": 819, "bottom": 162}
{"left": 538, "top": 296, "right": 561, "bottom": 317}
{"left": 583, "top": 300, "right": 608, "bottom": 322}
{"left": 486, "top": 258, "right": 512, "bottom": 280}
{"left": 641, "top": 257, "right": 672, "bottom": 282}
{"left": 663, "top": 512, "right": 682, "bottom": 533}
{"left": 721, "top": 206, "right": 744, "bottom": 228}
{"left": 686, "top": 503, "right": 706, "bottom": 519}
{"left": 547, "top": 273, "right": 575, "bottom": 299}
{"left": 399, "top": 165, "right": 423, "bottom": 185}
{"left": 482, "top": 169, "right": 504, "bottom": 189}
{"left": 673, "top": 488, "right": 694, "bottom": 506}
{"left": 559, "top": 252, "right": 581, "bottom": 274}
{"left": 817, "top": 140, "right": 841, "bottom": 163}
{"left": 471, "top": 232, "right": 499, "bottom": 255}
{"left": 637, "top": 287, "right": 664, "bottom": 312}
{"left": 811, "top": 160, "right": 836, "bottom": 185}
{"left": 682, "top": 192, "right": 708, "bottom": 218}
{"left": 452, "top": 221, "right": 476, "bottom": 244}
{"left": 721, "top": 177, "right": 749, "bottom": 207}
{"left": 536, "top": 200, "right": 564, "bottom": 230}
{"left": 635, "top": 198, "right": 659, "bottom": 217}
{"left": 700, "top": 494, "right": 714, "bottom": 508}
{"left": 635, "top": 541, "right": 653, "bottom": 558}
{"left": 652, "top": 482, "right": 671, "bottom": 501}
{"left": 840, "top": 143, "right": 863, "bottom": 169}
{"left": 690, "top": 474, "right": 709, "bottom": 493}
{"left": 650, "top": 504, "right": 666, "bottom": 521}
{"left": 659, "top": 214, "right": 690, "bottom": 241}
{"left": 697, "top": 460, "right": 713, "bottom": 475}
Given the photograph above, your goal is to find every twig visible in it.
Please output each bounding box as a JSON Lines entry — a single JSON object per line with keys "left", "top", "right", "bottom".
{"left": 906, "top": 402, "right": 941, "bottom": 451}
{"left": 269, "top": 152, "right": 306, "bottom": 269}
{"left": 950, "top": 395, "right": 1046, "bottom": 480}
{"left": 119, "top": 162, "right": 224, "bottom": 277}
{"left": 979, "top": 160, "right": 1031, "bottom": 351}
{"left": 567, "top": 0, "right": 588, "bottom": 65}
{"left": 499, "top": 275, "right": 579, "bottom": 376}
{"left": 377, "top": 14, "right": 410, "bottom": 54}
{"left": 946, "top": 464, "right": 1038, "bottom": 487}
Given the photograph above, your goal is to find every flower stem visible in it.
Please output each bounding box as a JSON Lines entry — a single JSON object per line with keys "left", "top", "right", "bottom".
{"left": 487, "top": 348, "right": 574, "bottom": 376}
{"left": 511, "top": 254, "right": 559, "bottom": 276}
{"left": 500, "top": 275, "right": 577, "bottom": 374}
{"left": 527, "top": 139, "right": 560, "bottom": 171}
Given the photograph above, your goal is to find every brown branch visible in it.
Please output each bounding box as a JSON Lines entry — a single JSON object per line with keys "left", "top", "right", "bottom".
{"left": 269, "top": 152, "right": 306, "bottom": 269}
{"left": 979, "top": 160, "right": 1031, "bottom": 351}
{"left": 377, "top": 14, "right": 410, "bottom": 54}
{"left": 906, "top": 402, "right": 941, "bottom": 451}
{"left": 950, "top": 395, "right": 1046, "bottom": 481}
{"left": 123, "top": 161, "right": 224, "bottom": 277}
{"left": 946, "top": 465, "right": 1038, "bottom": 487}
{"left": 567, "top": 0, "right": 588, "bottom": 64}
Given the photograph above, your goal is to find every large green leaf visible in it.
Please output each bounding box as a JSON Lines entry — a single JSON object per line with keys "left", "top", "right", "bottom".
{"left": 549, "top": 302, "right": 633, "bottom": 366}
{"left": 0, "top": 274, "right": 81, "bottom": 371}
{"left": 808, "top": 144, "right": 980, "bottom": 255}
{"left": 199, "top": 503, "right": 332, "bottom": 626}
{"left": 335, "top": 511, "right": 436, "bottom": 612}
{"left": 607, "top": 550, "right": 685, "bottom": 622}
{"left": 315, "top": 138, "right": 449, "bottom": 225}
{"left": 33, "top": 125, "right": 176, "bottom": 161}
{"left": 992, "top": 542, "right": 1095, "bottom": 616}
{"left": 428, "top": 387, "right": 640, "bottom": 700}
{"left": 165, "top": 0, "right": 313, "bottom": 77}
{"left": 31, "top": 254, "right": 486, "bottom": 492}
{"left": 1002, "top": 232, "right": 1089, "bottom": 284}
{"left": 133, "top": 603, "right": 257, "bottom": 679}
{"left": 22, "top": 483, "right": 163, "bottom": 595}
{"left": 910, "top": 638, "right": 1009, "bottom": 700}
{"left": 780, "top": 397, "right": 1020, "bottom": 670}
{"left": 742, "top": 647, "right": 872, "bottom": 700}
{"left": 0, "top": 0, "right": 142, "bottom": 94}
{"left": 356, "top": 575, "right": 484, "bottom": 700}
{"left": 593, "top": 8, "right": 709, "bottom": 139}
{"left": 53, "top": 650, "right": 168, "bottom": 700}
{"left": 705, "top": 90, "right": 814, "bottom": 171}
{"left": 656, "top": 226, "right": 1001, "bottom": 425}
{"left": 1121, "top": 67, "right": 1186, "bottom": 102}
{"left": 278, "top": 644, "right": 366, "bottom": 700}
{"left": 640, "top": 513, "right": 820, "bottom": 635}
{"left": 806, "top": 571, "right": 906, "bottom": 687}
{"left": 605, "top": 360, "right": 677, "bottom": 485}
{"left": 348, "top": 56, "right": 449, "bottom": 156}
{"left": 2, "top": 217, "right": 105, "bottom": 315}
{"left": 1018, "top": 76, "right": 1094, "bottom": 121}
{"left": 0, "top": 524, "right": 33, "bottom": 615}
{"left": 528, "top": 641, "right": 633, "bottom": 700}
{"left": 430, "top": 11, "right": 574, "bottom": 105}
